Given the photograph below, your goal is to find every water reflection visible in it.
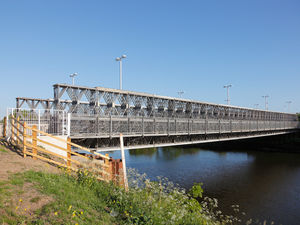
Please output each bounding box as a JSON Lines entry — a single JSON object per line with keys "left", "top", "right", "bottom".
{"left": 103, "top": 146, "right": 300, "bottom": 225}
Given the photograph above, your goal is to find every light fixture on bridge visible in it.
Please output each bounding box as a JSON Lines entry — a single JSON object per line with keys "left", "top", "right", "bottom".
{"left": 286, "top": 101, "right": 292, "bottom": 112}
{"left": 223, "top": 84, "right": 232, "bottom": 105}
{"left": 262, "top": 95, "right": 269, "bottom": 110}
{"left": 70, "top": 73, "right": 78, "bottom": 86}
{"left": 177, "top": 91, "right": 184, "bottom": 98}
{"left": 115, "top": 54, "right": 127, "bottom": 90}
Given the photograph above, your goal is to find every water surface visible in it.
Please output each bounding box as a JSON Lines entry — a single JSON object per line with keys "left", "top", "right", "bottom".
{"left": 104, "top": 147, "right": 300, "bottom": 225}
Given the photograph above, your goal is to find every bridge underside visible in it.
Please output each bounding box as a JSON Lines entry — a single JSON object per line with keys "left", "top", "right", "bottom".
{"left": 71, "top": 129, "right": 298, "bottom": 151}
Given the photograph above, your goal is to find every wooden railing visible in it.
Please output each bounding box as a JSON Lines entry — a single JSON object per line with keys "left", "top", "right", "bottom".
{"left": 7, "top": 115, "right": 125, "bottom": 186}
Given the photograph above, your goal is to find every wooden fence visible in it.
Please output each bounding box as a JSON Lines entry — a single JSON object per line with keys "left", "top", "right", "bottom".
{"left": 5, "top": 116, "right": 125, "bottom": 187}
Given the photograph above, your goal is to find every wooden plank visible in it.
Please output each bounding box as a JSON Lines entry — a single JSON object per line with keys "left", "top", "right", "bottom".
{"left": 11, "top": 117, "right": 25, "bottom": 127}
{"left": 10, "top": 123, "right": 23, "bottom": 135}
{"left": 26, "top": 143, "right": 82, "bottom": 165}
{"left": 29, "top": 127, "right": 110, "bottom": 159}
{"left": 14, "top": 133, "right": 23, "bottom": 143}
{"left": 25, "top": 151, "right": 78, "bottom": 171}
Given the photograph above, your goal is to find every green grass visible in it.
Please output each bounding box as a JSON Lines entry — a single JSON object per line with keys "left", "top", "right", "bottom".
{"left": 0, "top": 169, "right": 241, "bottom": 225}
{"left": 0, "top": 147, "right": 8, "bottom": 153}
{"left": 30, "top": 196, "right": 41, "bottom": 203}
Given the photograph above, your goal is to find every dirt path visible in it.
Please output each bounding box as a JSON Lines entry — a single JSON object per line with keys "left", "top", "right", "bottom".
{"left": 0, "top": 139, "right": 62, "bottom": 222}
{"left": 0, "top": 139, "right": 59, "bottom": 181}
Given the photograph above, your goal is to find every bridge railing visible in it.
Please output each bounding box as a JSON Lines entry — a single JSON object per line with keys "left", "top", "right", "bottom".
{"left": 6, "top": 108, "right": 69, "bottom": 138}
{"left": 69, "top": 115, "right": 299, "bottom": 137}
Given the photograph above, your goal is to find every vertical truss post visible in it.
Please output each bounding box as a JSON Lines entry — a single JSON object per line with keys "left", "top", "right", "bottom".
{"left": 167, "top": 118, "right": 170, "bottom": 136}
{"left": 127, "top": 117, "right": 130, "bottom": 135}
{"left": 142, "top": 116, "right": 144, "bottom": 137}
{"left": 96, "top": 115, "right": 99, "bottom": 135}
{"left": 205, "top": 117, "right": 208, "bottom": 134}
{"left": 110, "top": 115, "right": 113, "bottom": 138}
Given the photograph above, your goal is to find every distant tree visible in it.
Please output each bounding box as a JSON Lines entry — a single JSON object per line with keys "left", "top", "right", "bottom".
{"left": 297, "top": 113, "right": 300, "bottom": 121}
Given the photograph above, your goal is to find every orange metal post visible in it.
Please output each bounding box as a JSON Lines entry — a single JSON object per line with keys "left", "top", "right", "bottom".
{"left": 32, "top": 125, "right": 37, "bottom": 160}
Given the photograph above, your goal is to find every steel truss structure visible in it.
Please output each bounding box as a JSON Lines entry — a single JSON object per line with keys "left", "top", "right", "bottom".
{"left": 17, "top": 84, "right": 298, "bottom": 121}
{"left": 15, "top": 84, "right": 299, "bottom": 150}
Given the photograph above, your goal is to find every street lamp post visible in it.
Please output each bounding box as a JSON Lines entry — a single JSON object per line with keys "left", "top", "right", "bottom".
{"left": 223, "top": 84, "right": 232, "bottom": 105}
{"left": 115, "top": 55, "right": 127, "bottom": 90}
{"left": 262, "top": 95, "right": 269, "bottom": 110}
{"left": 177, "top": 91, "right": 184, "bottom": 98}
{"left": 286, "top": 101, "right": 292, "bottom": 112}
{"left": 70, "top": 73, "right": 77, "bottom": 85}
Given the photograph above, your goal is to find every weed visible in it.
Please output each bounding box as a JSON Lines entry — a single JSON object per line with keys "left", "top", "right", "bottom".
{"left": 30, "top": 197, "right": 41, "bottom": 203}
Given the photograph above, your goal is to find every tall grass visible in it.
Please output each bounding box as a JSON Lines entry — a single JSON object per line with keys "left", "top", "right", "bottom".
{"left": 3, "top": 168, "right": 242, "bottom": 225}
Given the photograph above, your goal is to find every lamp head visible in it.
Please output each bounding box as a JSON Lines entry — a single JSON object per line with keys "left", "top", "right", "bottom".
{"left": 121, "top": 54, "right": 127, "bottom": 59}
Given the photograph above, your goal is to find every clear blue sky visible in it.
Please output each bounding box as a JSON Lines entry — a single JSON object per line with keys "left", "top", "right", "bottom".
{"left": 1, "top": 0, "right": 300, "bottom": 117}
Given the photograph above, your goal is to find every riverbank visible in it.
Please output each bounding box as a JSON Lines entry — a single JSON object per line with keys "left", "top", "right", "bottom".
{"left": 0, "top": 141, "right": 240, "bottom": 225}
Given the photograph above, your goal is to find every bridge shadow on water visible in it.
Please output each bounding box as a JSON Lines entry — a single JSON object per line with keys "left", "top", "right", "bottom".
{"left": 121, "top": 132, "right": 300, "bottom": 224}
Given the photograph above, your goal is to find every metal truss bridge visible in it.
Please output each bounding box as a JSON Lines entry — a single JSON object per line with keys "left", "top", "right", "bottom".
{"left": 15, "top": 84, "right": 300, "bottom": 151}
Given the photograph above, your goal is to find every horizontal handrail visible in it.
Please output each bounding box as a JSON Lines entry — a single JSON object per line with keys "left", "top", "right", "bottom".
{"left": 26, "top": 143, "right": 83, "bottom": 165}
{"left": 27, "top": 126, "right": 110, "bottom": 159}
{"left": 24, "top": 151, "right": 78, "bottom": 171}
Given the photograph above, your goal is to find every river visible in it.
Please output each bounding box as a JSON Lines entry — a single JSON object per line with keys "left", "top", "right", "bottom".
{"left": 104, "top": 146, "right": 300, "bottom": 225}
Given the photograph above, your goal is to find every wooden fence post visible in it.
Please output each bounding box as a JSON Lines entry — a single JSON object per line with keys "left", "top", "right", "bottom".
{"left": 17, "top": 117, "right": 20, "bottom": 145}
{"left": 3, "top": 117, "right": 6, "bottom": 137}
{"left": 32, "top": 125, "right": 37, "bottom": 160}
{"left": 67, "top": 137, "right": 71, "bottom": 169}
{"left": 23, "top": 122, "right": 27, "bottom": 158}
